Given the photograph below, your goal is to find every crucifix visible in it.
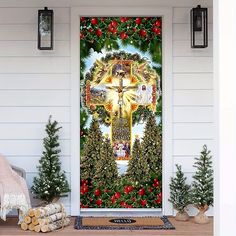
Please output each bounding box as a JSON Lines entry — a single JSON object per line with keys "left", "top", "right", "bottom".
{"left": 85, "top": 59, "right": 158, "bottom": 160}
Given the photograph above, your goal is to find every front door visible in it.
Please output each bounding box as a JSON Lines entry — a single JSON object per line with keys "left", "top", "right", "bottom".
{"left": 79, "top": 16, "right": 162, "bottom": 210}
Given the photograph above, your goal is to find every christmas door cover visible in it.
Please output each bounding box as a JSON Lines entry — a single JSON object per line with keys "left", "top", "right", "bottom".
{"left": 80, "top": 17, "right": 162, "bottom": 209}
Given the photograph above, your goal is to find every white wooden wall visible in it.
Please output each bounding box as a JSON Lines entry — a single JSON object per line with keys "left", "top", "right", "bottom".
{"left": 0, "top": 0, "right": 213, "bottom": 215}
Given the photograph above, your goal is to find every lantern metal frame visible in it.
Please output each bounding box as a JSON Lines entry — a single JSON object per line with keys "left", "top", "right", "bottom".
{"left": 38, "top": 7, "right": 54, "bottom": 50}
{"left": 190, "top": 5, "right": 208, "bottom": 48}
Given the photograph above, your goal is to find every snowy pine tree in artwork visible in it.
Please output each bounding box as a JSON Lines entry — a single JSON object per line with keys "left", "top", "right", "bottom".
{"left": 31, "top": 116, "right": 70, "bottom": 203}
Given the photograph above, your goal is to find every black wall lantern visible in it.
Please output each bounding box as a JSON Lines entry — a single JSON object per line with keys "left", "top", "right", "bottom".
{"left": 190, "top": 5, "right": 208, "bottom": 48}
{"left": 38, "top": 7, "right": 53, "bottom": 50}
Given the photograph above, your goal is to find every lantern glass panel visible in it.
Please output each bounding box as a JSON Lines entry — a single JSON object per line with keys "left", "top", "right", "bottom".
{"left": 38, "top": 8, "right": 53, "bottom": 50}
{"left": 191, "top": 5, "right": 208, "bottom": 48}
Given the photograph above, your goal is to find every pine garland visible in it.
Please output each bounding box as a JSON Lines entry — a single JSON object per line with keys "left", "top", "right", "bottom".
{"left": 31, "top": 116, "right": 70, "bottom": 203}
{"left": 169, "top": 165, "right": 191, "bottom": 213}
{"left": 191, "top": 145, "right": 214, "bottom": 208}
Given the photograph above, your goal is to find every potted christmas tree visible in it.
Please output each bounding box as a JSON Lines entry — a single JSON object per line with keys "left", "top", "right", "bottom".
{"left": 169, "top": 164, "right": 191, "bottom": 221}
{"left": 191, "top": 145, "right": 213, "bottom": 224}
{"left": 31, "top": 116, "right": 70, "bottom": 203}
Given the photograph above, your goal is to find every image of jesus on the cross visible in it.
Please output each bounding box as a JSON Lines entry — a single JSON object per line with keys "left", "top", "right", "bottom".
{"left": 85, "top": 59, "right": 158, "bottom": 160}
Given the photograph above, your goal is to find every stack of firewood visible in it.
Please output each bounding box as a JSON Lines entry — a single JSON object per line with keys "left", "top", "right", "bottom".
{"left": 20, "top": 203, "right": 70, "bottom": 233}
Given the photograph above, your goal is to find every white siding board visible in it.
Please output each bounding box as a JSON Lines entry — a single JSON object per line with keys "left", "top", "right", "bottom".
{"left": 0, "top": 41, "right": 70, "bottom": 57}
{"left": 173, "top": 73, "right": 213, "bottom": 90}
{"left": 173, "top": 7, "right": 213, "bottom": 24}
{"left": 6, "top": 156, "right": 71, "bottom": 173}
{"left": 174, "top": 90, "right": 213, "bottom": 106}
{"left": 0, "top": 57, "right": 70, "bottom": 74}
{"left": 173, "top": 41, "right": 213, "bottom": 57}
{"left": 0, "top": 123, "right": 70, "bottom": 140}
{"left": 0, "top": 74, "right": 70, "bottom": 90}
{"left": 174, "top": 107, "right": 213, "bottom": 123}
{"left": 0, "top": 90, "right": 70, "bottom": 106}
{"left": 0, "top": 8, "right": 70, "bottom": 24}
{"left": 0, "top": 24, "right": 70, "bottom": 41}
{"left": 173, "top": 57, "right": 213, "bottom": 73}
{"left": 0, "top": 140, "right": 70, "bottom": 156}
{"left": 0, "top": 107, "right": 70, "bottom": 123}
{"left": 173, "top": 23, "right": 213, "bottom": 41}
{"left": 173, "top": 123, "right": 214, "bottom": 140}
{"left": 173, "top": 139, "right": 214, "bottom": 156}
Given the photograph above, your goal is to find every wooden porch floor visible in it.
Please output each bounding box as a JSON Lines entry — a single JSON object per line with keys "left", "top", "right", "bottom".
{"left": 0, "top": 217, "right": 213, "bottom": 236}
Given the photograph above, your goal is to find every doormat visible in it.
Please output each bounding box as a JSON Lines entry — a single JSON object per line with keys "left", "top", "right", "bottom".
{"left": 74, "top": 216, "right": 175, "bottom": 230}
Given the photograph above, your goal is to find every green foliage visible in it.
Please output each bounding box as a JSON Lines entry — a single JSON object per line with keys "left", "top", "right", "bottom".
{"left": 80, "top": 108, "right": 89, "bottom": 151}
{"left": 94, "top": 137, "right": 119, "bottom": 186}
{"left": 169, "top": 165, "right": 191, "bottom": 213}
{"left": 191, "top": 145, "right": 214, "bottom": 207}
{"left": 80, "top": 119, "right": 103, "bottom": 180}
{"left": 31, "top": 116, "right": 70, "bottom": 203}
{"left": 80, "top": 176, "right": 162, "bottom": 208}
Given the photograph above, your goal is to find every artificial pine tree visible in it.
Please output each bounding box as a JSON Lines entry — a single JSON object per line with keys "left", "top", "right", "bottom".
{"left": 191, "top": 145, "right": 213, "bottom": 224}
{"left": 94, "top": 136, "right": 118, "bottom": 187}
{"left": 169, "top": 164, "right": 191, "bottom": 221}
{"left": 141, "top": 114, "right": 162, "bottom": 177}
{"left": 31, "top": 116, "right": 70, "bottom": 203}
{"left": 126, "top": 137, "right": 142, "bottom": 181}
{"left": 80, "top": 118, "right": 103, "bottom": 180}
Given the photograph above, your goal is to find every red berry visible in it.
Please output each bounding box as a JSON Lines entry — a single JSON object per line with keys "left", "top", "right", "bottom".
{"left": 104, "top": 188, "right": 109, "bottom": 193}
{"left": 120, "top": 32, "right": 128, "bottom": 40}
{"left": 114, "top": 192, "right": 121, "bottom": 199}
{"left": 135, "top": 17, "right": 142, "bottom": 24}
{"left": 158, "top": 192, "right": 162, "bottom": 199}
{"left": 155, "top": 198, "right": 161, "bottom": 204}
{"left": 111, "top": 195, "right": 116, "bottom": 204}
{"left": 94, "top": 189, "right": 101, "bottom": 196}
{"left": 121, "top": 17, "right": 128, "bottom": 22}
{"left": 96, "top": 199, "right": 102, "bottom": 206}
{"left": 80, "top": 33, "right": 84, "bottom": 39}
{"left": 80, "top": 17, "right": 85, "bottom": 22}
{"left": 111, "top": 20, "right": 118, "bottom": 28}
{"left": 154, "top": 20, "right": 161, "bottom": 27}
{"left": 140, "top": 199, "right": 147, "bottom": 207}
{"left": 91, "top": 18, "right": 98, "bottom": 25}
{"left": 96, "top": 29, "right": 102, "bottom": 37}
{"left": 138, "top": 188, "right": 145, "bottom": 196}
{"left": 127, "top": 185, "right": 133, "bottom": 192}
{"left": 139, "top": 29, "right": 147, "bottom": 37}
{"left": 120, "top": 201, "right": 127, "bottom": 207}
{"left": 148, "top": 188, "right": 153, "bottom": 193}
{"left": 156, "top": 28, "right": 161, "bottom": 35}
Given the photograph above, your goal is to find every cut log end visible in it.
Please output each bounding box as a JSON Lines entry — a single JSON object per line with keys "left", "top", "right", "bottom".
{"left": 41, "top": 225, "right": 49, "bottom": 233}
{"left": 24, "top": 216, "right": 31, "bottom": 224}
{"left": 28, "top": 208, "right": 35, "bottom": 217}
{"left": 20, "top": 222, "right": 28, "bottom": 231}
{"left": 28, "top": 223, "right": 35, "bottom": 231}
{"left": 34, "top": 225, "right": 41, "bottom": 233}
{"left": 32, "top": 217, "right": 39, "bottom": 226}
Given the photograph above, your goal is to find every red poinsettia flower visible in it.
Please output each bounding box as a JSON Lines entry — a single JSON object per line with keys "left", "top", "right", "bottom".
{"left": 155, "top": 198, "right": 162, "bottom": 204}
{"left": 91, "top": 18, "right": 98, "bottom": 25}
{"left": 139, "top": 29, "right": 147, "bottom": 37}
{"left": 120, "top": 32, "right": 128, "bottom": 40}
{"left": 154, "top": 20, "right": 161, "bottom": 27}
{"left": 96, "top": 29, "right": 102, "bottom": 37}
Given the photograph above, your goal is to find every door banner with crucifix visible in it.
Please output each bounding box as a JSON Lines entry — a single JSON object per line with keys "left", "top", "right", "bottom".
{"left": 80, "top": 17, "right": 162, "bottom": 209}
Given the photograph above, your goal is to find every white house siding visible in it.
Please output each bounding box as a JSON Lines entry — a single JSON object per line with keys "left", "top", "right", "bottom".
{"left": 0, "top": 0, "right": 213, "bottom": 215}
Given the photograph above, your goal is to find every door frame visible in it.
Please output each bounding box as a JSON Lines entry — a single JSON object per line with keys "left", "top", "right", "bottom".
{"left": 70, "top": 6, "right": 173, "bottom": 216}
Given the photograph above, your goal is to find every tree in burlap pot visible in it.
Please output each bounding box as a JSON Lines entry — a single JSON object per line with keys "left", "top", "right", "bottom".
{"left": 169, "top": 164, "right": 191, "bottom": 221}
{"left": 191, "top": 145, "right": 213, "bottom": 224}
